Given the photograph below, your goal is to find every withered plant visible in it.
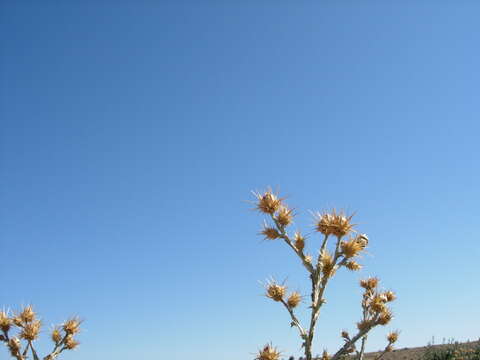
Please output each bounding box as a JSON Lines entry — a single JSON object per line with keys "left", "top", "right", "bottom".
{"left": 252, "top": 189, "right": 399, "bottom": 360}
{"left": 0, "top": 305, "right": 81, "bottom": 360}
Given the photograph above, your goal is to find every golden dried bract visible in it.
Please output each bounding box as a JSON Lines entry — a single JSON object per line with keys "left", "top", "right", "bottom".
{"left": 387, "top": 331, "right": 399, "bottom": 344}
{"left": 287, "top": 292, "right": 302, "bottom": 308}
{"left": 261, "top": 226, "right": 281, "bottom": 240}
{"left": 0, "top": 311, "right": 11, "bottom": 333}
{"left": 276, "top": 206, "right": 293, "bottom": 227}
{"left": 51, "top": 327, "right": 62, "bottom": 344}
{"left": 254, "top": 190, "right": 282, "bottom": 215}
{"left": 377, "top": 309, "right": 393, "bottom": 325}
{"left": 384, "top": 290, "right": 396, "bottom": 302}
{"left": 19, "top": 305, "right": 36, "bottom": 323}
{"left": 320, "top": 251, "right": 336, "bottom": 278}
{"left": 20, "top": 320, "right": 41, "bottom": 341}
{"left": 356, "top": 319, "right": 372, "bottom": 332}
{"left": 315, "top": 210, "right": 355, "bottom": 238}
{"left": 345, "top": 261, "right": 362, "bottom": 271}
{"left": 266, "top": 282, "right": 286, "bottom": 302}
{"left": 64, "top": 335, "right": 80, "bottom": 350}
{"left": 294, "top": 232, "right": 305, "bottom": 251}
{"left": 360, "top": 277, "right": 379, "bottom": 290}
{"left": 256, "top": 343, "right": 281, "bottom": 360}
{"left": 63, "top": 317, "right": 81, "bottom": 335}
{"left": 340, "top": 237, "right": 364, "bottom": 258}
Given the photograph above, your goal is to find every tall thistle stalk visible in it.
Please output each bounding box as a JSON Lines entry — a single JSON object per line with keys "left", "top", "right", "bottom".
{"left": 252, "top": 189, "right": 399, "bottom": 360}
{"left": 0, "top": 305, "right": 81, "bottom": 360}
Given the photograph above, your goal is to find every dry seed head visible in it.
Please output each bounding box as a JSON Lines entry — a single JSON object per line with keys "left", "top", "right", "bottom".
{"left": 304, "top": 254, "right": 312, "bottom": 265}
{"left": 370, "top": 296, "right": 387, "bottom": 314}
{"left": 51, "top": 327, "right": 62, "bottom": 344}
{"left": 64, "top": 335, "right": 80, "bottom": 350}
{"left": 63, "top": 317, "right": 81, "bottom": 335}
{"left": 345, "top": 261, "right": 362, "bottom": 271}
{"left": 315, "top": 210, "right": 355, "bottom": 237}
{"left": 261, "top": 226, "right": 281, "bottom": 240}
{"left": 266, "top": 282, "right": 286, "bottom": 302}
{"left": 377, "top": 309, "right": 393, "bottom": 325}
{"left": 8, "top": 337, "right": 21, "bottom": 352}
{"left": 0, "top": 311, "right": 11, "bottom": 332}
{"left": 341, "top": 238, "right": 364, "bottom": 258}
{"left": 384, "top": 290, "right": 396, "bottom": 302}
{"left": 276, "top": 206, "right": 293, "bottom": 227}
{"left": 254, "top": 190, "right": 282, "bottom": 215}
{"left": 321, "top": 350, "right": 330, "bottom": 360}
{"left": 294, "top": 232, "right": 305, "bottom": 251}
{"left": 360, "top": 277, "right": 379, "bottom": 290}
{"left": 387, "top": 331, "right": 399, "bottom": 344}
{"left": 19, "top": 305, "right": 36, "bottom": 323}
{"left": 256, "top": 343, "right": 281, "bottom": 360}
{"left": 320, "top": 250, "right": 336, "bottom": 278}
{"left": 341, "top": 330, "right": 350, "bottom": 340}
{"left": 357, "top": 319, "right": 372, "bottom": 332}
{"left": 287, "top": 292, "right": 302, "bottom": 308}
{"left": 20, "top": 319, "right": 41, "bottom": 341}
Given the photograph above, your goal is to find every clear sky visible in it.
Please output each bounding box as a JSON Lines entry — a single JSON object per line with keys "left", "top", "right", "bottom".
{"left": 1, "top": 2, "right": 479, "bottom": 360}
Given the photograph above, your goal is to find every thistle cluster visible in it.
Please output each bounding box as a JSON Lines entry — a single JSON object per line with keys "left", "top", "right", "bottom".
{"left": 0, "top": 305, "right": 81, "bottom": 360}
{"left": 255, "top": 343, "right": 281, "bottom": 360}
{"left": 251, "top": 188, "right": 399, "bottom": 360}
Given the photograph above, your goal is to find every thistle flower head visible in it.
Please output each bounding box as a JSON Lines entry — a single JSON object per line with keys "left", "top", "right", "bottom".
{"left": 377, "top": 309, "right": 393, "bottom": 325}
{"left": 256, "top": 343, "right": 281, "bottom": 360}
{"left": 19, "top": 305, "right": 36, "bottom": 323}
{"left": 20, "top": 319, "right": 41, "bottom": 341}
{"left": 63, "top": 317, "right": 81, "bottom": 335}
{"left": 294, "top": 232, "right": 305, "bottom": 251}
{"left": 8, "top": 337, "right": 21, "bottom": 353}
{"left": 276, "top": 206, "right": 293, "bottom": 227}
{"left": 315, "top": 210, "right": 355, "bottom": 238}
{"left": 370, "top": 295, "right": 387, "bottom": 314}
{"left": 320, "top": 250, "right": 336, "bottom": 278}
{"left": 384, "top": 290, "right": 396, "bottom": 302}
{"left": 321, "top": 350, "right": 330, "bottom": 360}
{"left": 0, "top": 310, "right": 11, "bottom": 332}
{"left": 341, "top": 330, "right": 350, "bottom": 339}
{"left": 51, "top": 326, "right": 62, "bottom": 344}
{"left": 345, "top": 261, "right": 362, "bottom": 271}
{"left": 64, "top": 335, "right": 80, "bottom": 350}
{"left": 387, "top": 331, "right": 399, "bottom": 344}
{"left": 260, "top": 225, "right": 281, "bottom": 240}
{"left": 357, "top": 319, "right": 372, "bottom": 332}
{"left": 254, "top": 190, "right": 282, "bottom": 215}
{"left": 265, "top": 279, "right": 286, "bottom": 302}
{"left": 286, "top": 292, "right": 302, "bottom": 308}
{"left": 341, "top": 237, "right": 365, "bottom": 258}
{"left": 360, "top": 277, "right": 379, "bottom": 290}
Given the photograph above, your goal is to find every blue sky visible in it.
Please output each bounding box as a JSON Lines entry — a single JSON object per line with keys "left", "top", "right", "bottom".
{"left": 1, "top": 2, "right": 479, "bottom": 359}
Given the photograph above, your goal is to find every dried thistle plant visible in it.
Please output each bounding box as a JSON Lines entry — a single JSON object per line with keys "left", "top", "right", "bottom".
{"left": 251, "top": 188, "right": 399, "bottom": 360}
{"left": 0, "top": 305, "right": 81, "bottom": 360}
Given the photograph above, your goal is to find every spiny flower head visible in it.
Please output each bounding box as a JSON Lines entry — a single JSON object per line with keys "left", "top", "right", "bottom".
{"left": 320, "top": 250, "right": 336, "bottom": 278}
{"left": 8, "top": 337, "right": 21, "bottom": 353}
{"left": 64, "top": 335, "right": 80, "bottom": 350}
{"left": 265, "top": 279, "right": 286, "bottom": 302}
{"left": 315, "top": 210, "right": 355, "bottom": 238}
{"left": 275, "top": 206, "right": 293, "bottom": 227}
{"left": 256, "top": 343, "right": 281, "bottom": 360}
{"left": 294, "top": 232, "right": 305, "bottom": 251}
{"left": 377, "top": 309, "right": 393, "bottom": 325}
{"left": 384, "top": 290, "right": 396, "bottom": 302}
{"left": 254, "top": 190, "right": 282, "bottom": 215}
{"left": 341, "top": 238, "right": 363, "bottom": 258}
{"left": 19, "top": 305, "right": 36, "bottom": 323}
{"left": 387, "top": 331, "right": 399, "bottom": 344}
{"left": 0, "top": 310, "right": 11, "bottom": 332}
{"left": 341, "top": 330, "right": 350, "bottom": 339}
{"left": 345, "top": 260, "right": 362, "bottom": 271}
{"left": 357, "top": 319, "right": 372, "bottom": 332}
{"left": 360, "top": 277, "right": 379, "bottom": 290}
{"left": 370, "top": 295, "right": 387, "bottom": 314}
{"left": 63, "top": 317, "right": 81, "bottom": 335}
{"left": 321, "top": 350, "right": 330, "bottom": 360}
{"left": 260, "top": 225, "right": 280, "bottom": 240}
{"left": 52, "top": 326, "right": 62, "bottom": 344}
{"left": 20, "top": 319, "right": 41, "bottom": 341}
{"left": 286, "top": 292, "right": 302, "bottom": 308}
